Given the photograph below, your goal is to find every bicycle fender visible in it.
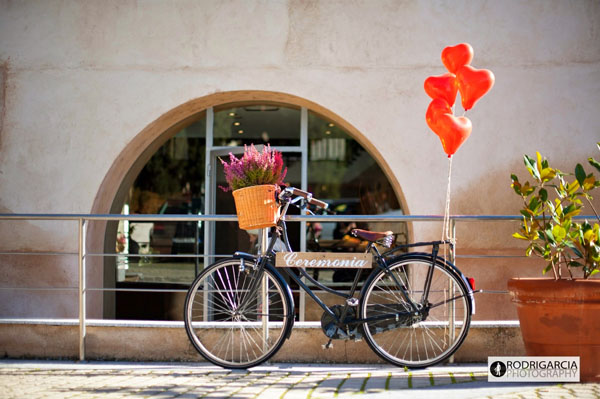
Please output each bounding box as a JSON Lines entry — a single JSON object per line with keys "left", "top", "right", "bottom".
{"left": 233, "top": 251, "right": 258, "bottom": 262}
{"left": 426, "top": 253, "right": 475, "bottom": 315}
{"left": 264, "top": 263, "right": 296, "bottom": 338}
{"left": 410, "top": 252, "right": 475, "bottom": 315}
{"left": 445, "top": 260, "right": 476, "bottom": 315}
{"left": 232, "top": 253, "right": 296, "bottom": 338}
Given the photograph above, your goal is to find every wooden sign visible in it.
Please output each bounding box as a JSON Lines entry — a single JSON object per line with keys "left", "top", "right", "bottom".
{"left": 275, "top": 252, "right": 372, "bottom": 269}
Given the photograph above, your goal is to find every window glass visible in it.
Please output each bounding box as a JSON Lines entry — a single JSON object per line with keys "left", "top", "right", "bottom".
{"left": 117, "top": 119, "right": 206, "bottom": 286}
{"left": 115, "top": 103, "right": 407, "bottom": 320}
{"left": 306, "top": 111, "right": 407, "bottom": 285}
{"left": 213, "top": 105, "right": 301, "bottom": 147}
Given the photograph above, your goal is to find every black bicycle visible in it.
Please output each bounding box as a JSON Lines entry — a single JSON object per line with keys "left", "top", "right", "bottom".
{"left": 184, "top": 187, "right": 475, "bottom": 369}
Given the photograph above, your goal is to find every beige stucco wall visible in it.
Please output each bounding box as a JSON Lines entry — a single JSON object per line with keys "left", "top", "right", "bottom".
{"left": 1, "top": 0, "right": 599, "bottom": 319}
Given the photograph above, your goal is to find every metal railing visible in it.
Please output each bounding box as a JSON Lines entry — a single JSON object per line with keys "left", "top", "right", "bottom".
{"left": 1, "top": 212, "right": 586, "bottom": 360}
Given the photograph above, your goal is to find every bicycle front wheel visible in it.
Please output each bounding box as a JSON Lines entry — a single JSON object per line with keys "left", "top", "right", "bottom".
{"left": 360, "top": 255, "right": 471, "bottom": 368}
{"left": 184, "top": 259, "right": 293, "bottom": 369}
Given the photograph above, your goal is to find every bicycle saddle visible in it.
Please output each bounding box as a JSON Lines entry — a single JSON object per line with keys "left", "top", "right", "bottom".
{"left": 351, "top": 229, "right": 393, "bottom": 243}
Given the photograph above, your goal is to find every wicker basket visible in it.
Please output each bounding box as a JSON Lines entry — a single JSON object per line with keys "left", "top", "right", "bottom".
{"left": 232, "top": 184, "right": 279, "bottom": 230}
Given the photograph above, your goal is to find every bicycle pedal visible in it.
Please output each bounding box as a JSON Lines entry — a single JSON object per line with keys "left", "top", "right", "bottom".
{"left": 346, "top": 297, "right": 359, "bottom": 307}
{"left": 322, "top": 341, "right": 333, "bottom": 350}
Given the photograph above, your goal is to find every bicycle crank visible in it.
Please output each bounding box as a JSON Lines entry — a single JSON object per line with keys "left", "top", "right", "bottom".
{"left": 320, "top": 305, "right": 362, "bottom": 341}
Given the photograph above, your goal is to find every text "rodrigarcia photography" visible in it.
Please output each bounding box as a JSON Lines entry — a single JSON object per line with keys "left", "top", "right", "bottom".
{"left": 488, "top": 357, "right": 580, "bottom": 382}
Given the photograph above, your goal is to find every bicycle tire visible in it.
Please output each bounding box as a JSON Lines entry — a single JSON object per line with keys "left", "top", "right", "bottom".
{"left": 360, "top": 254, "right": 472, "bottom": 368}
{"left": 184, "top": 258, "right": 294, "bottom": 369}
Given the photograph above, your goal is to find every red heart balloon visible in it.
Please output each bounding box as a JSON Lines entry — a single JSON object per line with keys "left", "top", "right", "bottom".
{"left": 456, "top": 65, "right": 495, "bottom": 111}
{"left": 435, "top": 114, "right": 472, "bottom": 157}
{"left": 426, "top": 98, "right": 452, "bottom": 134}
{"left": 424, "top": 73, "right": 458, "bottom": 107}
{"left": 441, "top": 43, "right": 473, "bottom": 74}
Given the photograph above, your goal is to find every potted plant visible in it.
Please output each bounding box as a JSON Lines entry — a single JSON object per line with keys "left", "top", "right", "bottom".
{"left": 220, "top": 144, "right": 287, "bottom": 230}
{"left": 508, "top": 143, "right": 600, "bottom": 382}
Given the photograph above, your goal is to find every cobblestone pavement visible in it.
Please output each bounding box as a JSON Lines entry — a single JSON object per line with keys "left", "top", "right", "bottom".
{"left": 0, "top": 360, "right": 598, "bottom": 399}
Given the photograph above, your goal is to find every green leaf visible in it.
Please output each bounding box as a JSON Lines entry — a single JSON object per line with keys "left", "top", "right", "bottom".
{"left": 552, "top": 225, "right": 567, "bottom": 242}
{"left": 539, "top": 188, "right": 548, "bottom": 202}
{"left": 511, "top": 175, "right": 522, "bottom": 195}
{"left": 521, "top": 182, "right": 535, "bottom": 196}
{"left": 569, "top": 260, "right": 585, "bottom": 268}
{"left": 575, "top": 164, "right": 586, "bottom": 186}
{"left": 520, "top": 209, "right": 532, "bottom": 218}
{"left": 554, "top": 198, "right": 563, "bottom": 217}
{"left": 571, "top": 245, "right": 583, "bottom": 258}
{"left": 583, "top": 175, "right": 597, "bottom": 191}
{"left": 591, "top": 269, "right": 599, "bottom": 277}
{"left": 589, "top": 157, "right": 600, "bottom": 174}
{"left": 524, "top": 155, "right": 540, "bottom": 180}
{"left": 542, "top": 263, "right": 552, "bottom": 275}
{"left": 528, "top": 196, "right": 541, "bottom": 213}
{"left": 533, "top": 245, "right": 545, "bottom": 257}
{"left": 567, "top": 180, "right": 581, "bottom": 196}
{"left": 512, "top": 232, "right": 528, "bottom": 240}
{"left": 563, "top": 203, "right": 582, "bottom": 218}
{"left": 540, "top": 167, "right": 556, "bottom": 182}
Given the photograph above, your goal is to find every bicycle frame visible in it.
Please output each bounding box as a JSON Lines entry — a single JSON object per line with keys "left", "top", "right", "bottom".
{"left": 233, "top": 189, "right": 476, "bottom": 341}
{"left": 235, "top": 224, "right": 446, "bottom": 333}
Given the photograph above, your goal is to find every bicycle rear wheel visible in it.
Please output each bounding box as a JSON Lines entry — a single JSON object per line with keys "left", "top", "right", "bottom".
{"left": 184, "top": 258, "right": 293, "bottom": 368}
{"left": 360, "top": 255, "right": 471, "bottom": 368}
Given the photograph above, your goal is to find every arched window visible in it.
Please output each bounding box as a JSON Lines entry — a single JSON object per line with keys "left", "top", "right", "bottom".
{"left": 112, "top": 103, "right": 407, "bottom": 320}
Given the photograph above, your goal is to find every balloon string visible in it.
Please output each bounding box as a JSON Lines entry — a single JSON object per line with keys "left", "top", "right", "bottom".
{"left": 442, "top": 156, "right": 454, "bottom": 244}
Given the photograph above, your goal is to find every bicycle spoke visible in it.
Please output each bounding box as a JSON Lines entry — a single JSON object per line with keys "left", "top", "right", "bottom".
{"left": 212, "top": 327, "right": 233, "bottom": 358}
{"left": 237, "top": 270, "right": 261, "bottom": 315}
{"left": 240, "top": 324, "right": 262, "bottom": 360}
{"left": 217, "top": 267, "right": 238, "bottom": 313}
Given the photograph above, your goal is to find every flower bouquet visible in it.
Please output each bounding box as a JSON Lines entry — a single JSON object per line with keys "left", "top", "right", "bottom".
{"left": 220, "top": 144, "right": 287, "bottom": 230}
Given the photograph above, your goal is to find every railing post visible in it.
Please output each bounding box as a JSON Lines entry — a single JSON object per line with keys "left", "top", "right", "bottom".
{"left": 78, "top": 218, "right": 86, "bottom": 361}
{"left": 448, "top": 218, "right": 456, "bottom": 364}
{"left": 260, "top": 228, "right": 269, "bottom": 352}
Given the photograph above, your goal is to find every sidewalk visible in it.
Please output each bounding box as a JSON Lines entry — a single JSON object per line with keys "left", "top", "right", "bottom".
{"left": 0, "top": 360, "right": 598, "bottom": 399}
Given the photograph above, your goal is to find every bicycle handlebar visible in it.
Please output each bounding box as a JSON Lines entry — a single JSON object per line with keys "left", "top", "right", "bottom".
{"left": 280, "top": 187, "right": 329, "bottom": 210}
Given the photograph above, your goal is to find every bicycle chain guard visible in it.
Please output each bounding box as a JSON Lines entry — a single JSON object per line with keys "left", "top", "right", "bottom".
{"left": 364, "top": 303, "right": 420, "bottom": 335}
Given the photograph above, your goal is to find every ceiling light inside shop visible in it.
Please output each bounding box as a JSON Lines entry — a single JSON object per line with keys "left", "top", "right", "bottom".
{"left": 238, "top": 130, "right": 244, "bottom": 134}
{"left": 228, "top": 112, "right": 236, "bottom": 117}
{"left": 325, "top": 130, "right": 331, "bottom": 135}
{"left": 328, "top": 123, "right": 335, "bottom": 127}
{"left": 233, "top": 122, "right": 241, "bottom": 126}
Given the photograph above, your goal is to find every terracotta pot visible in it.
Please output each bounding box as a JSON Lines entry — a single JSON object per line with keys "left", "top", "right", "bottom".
{"left": 507, "top": 278, "right": 600, "bottom": 382}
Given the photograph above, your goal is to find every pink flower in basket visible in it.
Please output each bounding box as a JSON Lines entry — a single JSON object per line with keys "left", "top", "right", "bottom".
{"left": 219, "top": 144, "right": 287, "bottom": 192}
